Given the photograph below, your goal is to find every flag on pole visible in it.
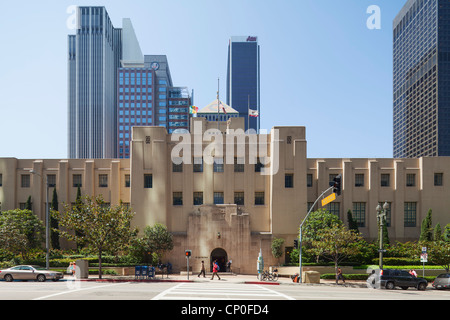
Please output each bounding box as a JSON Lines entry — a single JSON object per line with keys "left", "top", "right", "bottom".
{"left": 249, "top": 109, "right": 259, "bottom": 117}
{"left": 219, "top": 101, "right": 227, "bottom": 114}
{"left": 189, "top": 106, "right": 198, "bottom": 114}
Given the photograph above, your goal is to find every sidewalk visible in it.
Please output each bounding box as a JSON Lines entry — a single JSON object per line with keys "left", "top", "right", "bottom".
{"left": 76, "top": 273, "right": 367, "bottom": 288}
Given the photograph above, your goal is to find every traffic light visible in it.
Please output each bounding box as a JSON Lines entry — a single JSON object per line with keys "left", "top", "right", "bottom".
{"left": 185, "top": 250, "right": 192, "bottom": 258}
{"left": 332, "top": 174, "right": 342, "bottom": 196}
{"left": 294, "top": 239, "right": 298, "bottom": 249}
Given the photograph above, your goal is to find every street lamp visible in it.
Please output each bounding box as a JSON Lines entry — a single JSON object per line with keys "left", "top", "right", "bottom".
{"left": 29, "top": 170, "right": 50, "bottom": 270}
{"left": 376, "top": 201, "right": 389, "bottom": 270}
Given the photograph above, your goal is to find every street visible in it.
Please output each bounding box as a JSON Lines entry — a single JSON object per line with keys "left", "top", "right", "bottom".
{"left": 0, "top": 279, "right": 448, "bottom": 301}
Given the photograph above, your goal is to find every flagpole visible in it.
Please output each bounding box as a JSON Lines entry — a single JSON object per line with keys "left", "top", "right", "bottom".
{"left": 247, "top": 95, "right": 250, "bottom": 132}
{"left": 217, "top": 78, "right": 220, "bottom": 130}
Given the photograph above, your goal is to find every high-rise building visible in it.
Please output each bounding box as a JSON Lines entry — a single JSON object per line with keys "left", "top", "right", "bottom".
{"left": 227, "top": 36, "right": 260, "bottom": 132}
{"left": 393, "top": 0, "right": 450, "bottom": 158}
{"left": 68, "top": 7, "right": 123, "bottom": 159}
{"left": 68, "top": 7, "right": 191, "bottom": 159}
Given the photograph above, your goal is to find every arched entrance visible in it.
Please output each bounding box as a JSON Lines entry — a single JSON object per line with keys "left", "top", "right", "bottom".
{"left": 210, "top": 248, "right": 227, "bottom": 273}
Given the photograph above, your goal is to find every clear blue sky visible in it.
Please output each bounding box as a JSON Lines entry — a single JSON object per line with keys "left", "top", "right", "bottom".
{"left": 0, "top": 0, "right": 407, "bottom": 159}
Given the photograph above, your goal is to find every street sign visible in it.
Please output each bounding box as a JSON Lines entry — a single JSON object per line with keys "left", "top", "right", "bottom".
{"left": 321, "top": 193, "right": 336, "bottom": 207}
{"left": 420, "top": 253, "right": 428, "bottom": 263}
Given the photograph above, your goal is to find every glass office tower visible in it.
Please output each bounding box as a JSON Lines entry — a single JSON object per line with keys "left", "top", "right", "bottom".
{"left": 393, "top": 0, "right": 450, "bottom": 158}
{"left": 227, "top": 36, "right": 260, "bottom": 132}
{"left": 68, "top": 7, "right": 122, "bottom": 159}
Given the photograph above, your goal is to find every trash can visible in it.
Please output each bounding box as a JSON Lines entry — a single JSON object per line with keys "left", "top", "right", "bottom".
{"left": 302, "top": 271, "right": 320, "bottom": 284}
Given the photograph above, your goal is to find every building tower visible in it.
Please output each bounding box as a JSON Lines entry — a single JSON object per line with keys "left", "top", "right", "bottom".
{"left": 393, "top": 0, "right": 450, "bottom": 158}
{"left": 68, "top": 6, "right": 123, "bottom": 159}
{"left": 227, "top": 36, "right": 260, "bottom": 132}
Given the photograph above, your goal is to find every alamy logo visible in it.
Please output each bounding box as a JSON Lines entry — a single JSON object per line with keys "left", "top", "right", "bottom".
{"left": 367, "top": 5, "right": 381, "bottom": 30}
{"left": 66, "top": 5, "right": 77, "bottom": 30}
{"left": 171, "top": 121, "right": 280, "bottom": 176}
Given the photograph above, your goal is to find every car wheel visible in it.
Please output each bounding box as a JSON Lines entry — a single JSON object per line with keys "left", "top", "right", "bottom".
{"left": 385, "top": 281, "right": 395, "bottom": 290}
{"left": 37, "top": 274, "right": 46, "bottom": 282}
{"left": 4, "top": 274, "right": 13, "bottom": 282}
{"left": 418, "top": 282, "right": 427, "bottom": 291}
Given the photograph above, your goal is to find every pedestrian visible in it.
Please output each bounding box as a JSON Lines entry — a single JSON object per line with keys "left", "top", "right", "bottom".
{"left": 67, "top": 262, "right": 74, "bottom": 276}
{"left": 211, "top": 260, "right": 221, "bottom": 280}
{"left": 227, "top": 260, "right": 232, "bottom": 273}
{"left": 336, "top": 267, "right": 345, "bottom": 285}
{"left": 411, "top": 269, "right": 417, "bottom": 277}
{"left": 198, "top": 260, "right": 206, "bottom": 278}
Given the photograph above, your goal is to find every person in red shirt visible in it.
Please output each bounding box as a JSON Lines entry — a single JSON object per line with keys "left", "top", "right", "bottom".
{"left": 211, "top": 260, "right": 221, "bottom": 280}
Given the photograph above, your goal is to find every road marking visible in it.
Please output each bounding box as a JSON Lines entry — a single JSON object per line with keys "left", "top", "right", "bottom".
{"left": 152, "top": 283, "right": 294, "bottom": 300}
{"left": 32, "top": 282, "right": 129, "bottom": 300}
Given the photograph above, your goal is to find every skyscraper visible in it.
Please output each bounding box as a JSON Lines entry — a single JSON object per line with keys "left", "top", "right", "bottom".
{"left": 393, "top": 0, "right": 450, "bottom": 158}
{"left": 227, "top": 36, "right": 260, "bottom": 132}
{"left": 68, "top": 7, "right": 123, "bottom": 159}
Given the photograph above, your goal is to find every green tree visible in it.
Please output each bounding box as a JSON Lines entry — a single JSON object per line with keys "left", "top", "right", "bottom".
{"left": 271, "top": 237, "right": 285, "bottom": 265}
{"left": 427, "top": 240, "right": 450, "bottom": 272}
{"left": 444, "top": 224, "right": 450, "bottom": 242}
{"left": 310, "top": 224, "right": 363, "bottom": 282}
{"left": 434, "top": 223, "right": 443, "bottom": 241}
{"left": 50, "top": 188, "right": 60, "bottom": 250}
{"left": 419, "top": 209, "right": 433, "bottom": 242}
{"left": 141, "top": 223, "right": 174, "bottom": 263}
{"left": 347, "top": 209, "right": 359, "bottom": 233}
{"left": 0, "top": 209, "right": 45, "bottom": 258}
{"left": 54, "top": 195, "right": 136, "bottom": 278}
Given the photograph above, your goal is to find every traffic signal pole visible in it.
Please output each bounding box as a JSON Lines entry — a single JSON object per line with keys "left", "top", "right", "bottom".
{"left": 298, "top": 174, "right": 341, "bottom": 283}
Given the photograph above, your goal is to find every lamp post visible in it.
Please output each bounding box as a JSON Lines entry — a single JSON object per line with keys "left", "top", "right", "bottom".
{"left": 376, "top": 201, "right": 389, "bottom": 270}
{"left": 29, "top": 170, "right": 50, "bottom": 270}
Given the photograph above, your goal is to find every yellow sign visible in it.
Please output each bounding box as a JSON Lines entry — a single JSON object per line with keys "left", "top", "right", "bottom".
{"left": 321, "top": 193, "right": 336, "bottom": 207}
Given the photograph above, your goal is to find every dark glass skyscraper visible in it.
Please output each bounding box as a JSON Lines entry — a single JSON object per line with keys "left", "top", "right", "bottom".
{"left": 393, "top": 0, "right": 450, "bottom": 158}
{"left": 227, "top": 36, "right": 260, "bottom": 132}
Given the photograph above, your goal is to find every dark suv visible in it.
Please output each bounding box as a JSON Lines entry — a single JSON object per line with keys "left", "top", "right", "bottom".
{"left": 367, "top": 269, "right": 428, "bottom": 290}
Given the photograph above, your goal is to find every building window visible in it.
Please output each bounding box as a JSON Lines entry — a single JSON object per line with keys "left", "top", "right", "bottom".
{"left": 214, "top": 192, "right": 224, "bottom": 205}
{"left": 352, "top": 202, "right": 366, "bottom": 227}
{"left": 193, "top": 192, "right": 203, "bottom": 205}
{"left": 355, "top": 174, "right": 364, "bottom": 187}
{"left": 255, "top": 192, "right": 265, "bottom": 205}
{"left": 99, "top": 174, "right": 108, "bottom": 188}
{"left": 47, "top": 174, "right": 56, "bottom": 188}
{"left": 285, "top": 174, "right": 294, "bottom": 188}
{"left": 125, "top": 175, "right": 130, "bottom": 188}
{"left": 73, "top": 174, "right": 82, "bottom": 188}
{"left": 173, "top": 160, "right": 183, "bottom": 173}
{"left": 434, "top": 173, "right": 443, "bottom": 186}
{"left": 21, "top": 174, "right": 30, "bottom": 188}
{"left": 173, "top": 192, "right": 183, "bottom": 206}
{"left": 406, "top": 174, "right": 416, "bottom": 187}
{"left": 144, "top": 174, "right": 153, "bottom": 188}
{"left": 404, "top": 202, "right": 417, "bottom": 227}
{"left": 326, "top": 202, "right": 340, "bottom": 217}
{"left": 193, "top": 158, "right": 203, "bottom": 173}
{"left": 234, "top": 192, "right": 244, "bottom": 205}
{"left": 214, "top": 158, "right": 224, "bottom": 173}
{"left": 255, "top": 160, "right": 264, "bottom": 173}
{"left": 307, "top": 174, "right": 313, "bottom": 187}
{"left": 234, "top": 157, "right": 244, "bottom": 172}
{"left": 381, "top": 174, "right": 390, "bottom": 187}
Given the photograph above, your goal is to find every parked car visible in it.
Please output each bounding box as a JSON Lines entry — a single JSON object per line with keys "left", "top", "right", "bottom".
{"left": 367, "top": 269, "right": 427, "bottom": 290}
{"left": 0, "top": 265, "right": 64, "bottom": 282}
{"left": 432, "top": 273, "right": 450, "bottom": 290}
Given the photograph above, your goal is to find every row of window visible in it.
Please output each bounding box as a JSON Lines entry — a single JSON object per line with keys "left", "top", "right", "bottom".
{"left": 172, "top": 191, "right": 265, "bottom": 206}
{"left": 11, "top": 171, "right": 448, "bottom": 190}
{"left": 309, "top": 201, "right": 417, "bottom": 228}
{"left": 306, "top": 172, "right": 445, "bottom": 187}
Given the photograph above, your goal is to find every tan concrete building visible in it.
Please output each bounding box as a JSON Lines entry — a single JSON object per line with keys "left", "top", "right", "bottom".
{"left": 1, "top": 119, "right": 450, "bottom": 273}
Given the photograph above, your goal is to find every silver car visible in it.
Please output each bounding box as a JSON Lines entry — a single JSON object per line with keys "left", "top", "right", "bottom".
{"left": 0, "top": 265, "right": 64, "bottom": 282}
{"left": 432, "top": 273, "right": 450, "bottom": 290}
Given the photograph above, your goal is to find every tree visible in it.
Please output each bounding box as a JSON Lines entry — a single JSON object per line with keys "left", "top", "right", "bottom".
{"left": 141, "top": 224, "right": 174, "bottom": 263}
{"left": 310, "top": 224, "right": 363, "bottom": 282}
{"left": 427, "top": 240, "right": 450, "bottom": 272}
{"left": 271, "top": 237, "right": 285, "bottom": 265}
{"left": 419, "top": 209, "right": 433, "bottom": 242}
{"left": 0, "top": 209, "right": 45, "bottom": 258}
{"left": 434, "top": 223, "right": 443, "bottom": 241}
{"left": 347, "top": 209, "right": 359, "bottom": 233}
{"left": 50, "top": 188, "right": 60, "bottom": 250}
{"left": 54, "top": 195, "right": 136, "bottom": 279}
{"left": 444, "top": 224, "right": 450, "bottom": 242}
